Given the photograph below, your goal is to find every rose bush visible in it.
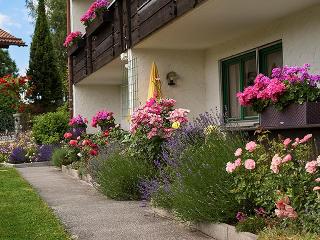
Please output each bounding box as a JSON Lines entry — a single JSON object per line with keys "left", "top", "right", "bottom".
{"left": 227, "top": 133, "right": 320, "bottom": 233}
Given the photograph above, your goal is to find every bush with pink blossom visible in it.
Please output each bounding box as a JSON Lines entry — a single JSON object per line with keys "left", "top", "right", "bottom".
{"left": 63, "top": 31, "right": 83, "bottom": 48}
{"left": 227, "top": 132, "right": 320, "bottom": 233}
{"left": 130, "top": 98, "right": 189, "bottom": 140}
{"left": 237, "top": 64, "right": 320, "bottom": 112}
{"left": 80, "top": 0, "right": 109, "bottom": 26}
{"left": 91, "top": 110, "right": 115, "bottom": 130}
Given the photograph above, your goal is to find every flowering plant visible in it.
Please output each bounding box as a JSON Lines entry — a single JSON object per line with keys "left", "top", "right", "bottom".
{"left": 237, "top": 64, "right": 320, "bottom": 112}
{"left": 0, "top": 75, "right": 30, "bottom": 113}
{"left": 130, "top": 98, "right": 189, "bottom": 139}
{"left": 80, "top": 0, "right": 109, "bottom": 26}
{"left": 227, "top": 132, "right": 320, "bottom": 232}
{"left": 63, "top": 31, "right": 83, "bottom": 48}
{"left": 91, "top": 110, "right": 115, "bottom": 130}
{"left": 68, "top": 115, "right": 88, "bottom": 129}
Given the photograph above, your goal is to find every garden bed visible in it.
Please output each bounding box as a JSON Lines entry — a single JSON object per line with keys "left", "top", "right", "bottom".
{"left": 152, "top": 207, "right": 258, "bottom": 240}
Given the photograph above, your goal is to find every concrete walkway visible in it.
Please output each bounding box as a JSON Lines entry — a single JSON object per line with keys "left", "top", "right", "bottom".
{"left": 18, "top": 166, "right": 211, "bottom": 240}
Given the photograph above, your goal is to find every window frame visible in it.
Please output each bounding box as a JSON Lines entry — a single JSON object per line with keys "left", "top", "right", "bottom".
{"left": 221, "top": 42, "right": 283, "bottom": 122}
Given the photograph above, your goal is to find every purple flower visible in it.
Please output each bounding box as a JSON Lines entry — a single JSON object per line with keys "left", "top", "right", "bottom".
{"left": 9, "top": 147, "right": 27, "bottom": 164}
{"left": 236, "top": 212, "right": 247, "bottom": 222}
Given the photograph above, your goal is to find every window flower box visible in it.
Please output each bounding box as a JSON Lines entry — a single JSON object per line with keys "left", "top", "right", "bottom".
{"left": 67, "top": 39, "right": 85, "bottom": 56}
{"left": 260, "top": 102, "right": 320, "bottom": 128}
{"left": 86, "top": 12, "right": 113, "bottom": 36}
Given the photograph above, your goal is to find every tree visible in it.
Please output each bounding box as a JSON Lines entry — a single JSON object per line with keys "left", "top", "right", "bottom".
{"left": 27, "top": 0, "right": 63, "bottom": 112}
{"left": 0, "top": 49, "right": 18, "bottom": 77}
{"left": 26, "top": 0, "right": 68, "bottom": 99}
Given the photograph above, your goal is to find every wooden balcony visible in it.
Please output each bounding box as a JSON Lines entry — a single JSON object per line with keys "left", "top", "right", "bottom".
{"left": 70, "top": 0, "right": 206, "bottom": 84}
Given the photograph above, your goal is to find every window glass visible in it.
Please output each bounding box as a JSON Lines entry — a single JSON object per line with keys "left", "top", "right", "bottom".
{"left": 266, "top": 51, "right": 283, "bottom": 76}
{"left": 243, "top": 58, "right": 257, "bottom": 117}
{"left": 228, "top": 63, "right": 241, "bottom": 119}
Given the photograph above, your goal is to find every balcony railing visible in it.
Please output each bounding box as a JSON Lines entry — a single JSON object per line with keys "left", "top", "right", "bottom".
{"left": 70, "top": 0, "right": 206, "bottom": 84}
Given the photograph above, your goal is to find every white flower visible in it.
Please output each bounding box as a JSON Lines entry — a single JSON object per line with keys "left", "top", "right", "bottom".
{"left": 77, "top": 153, "right": 82, "bottom": 157}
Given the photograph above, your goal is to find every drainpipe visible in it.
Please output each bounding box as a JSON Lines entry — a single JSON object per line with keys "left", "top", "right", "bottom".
{"left": 66, "top": 0, "right": 73, "bottom": 117}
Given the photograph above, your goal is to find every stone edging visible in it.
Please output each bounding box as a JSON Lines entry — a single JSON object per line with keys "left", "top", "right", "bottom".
{"left": 61, "top": 165, "right": 95, "bottom": 187}
{"left": 1, "top": 161, "right": 52, "bottom": 168}
{"left": 152, "top": 208, "right": 258, "bottom": 240}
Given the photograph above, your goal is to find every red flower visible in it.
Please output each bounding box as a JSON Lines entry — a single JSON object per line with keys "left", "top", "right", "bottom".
{"left": 82, "top": 139, "right": 91, "bottom": 146}
{"left": 89, "top": 149, "right": 98, "bottom": 156}
{"left": 64, "top": 132, "right": 73, "bottom": 139}
{"left": 103, "top": 130, "right": 109, "bottom": 137}
{"left": 69, "top": 140, "right": 78, "bottom": 146}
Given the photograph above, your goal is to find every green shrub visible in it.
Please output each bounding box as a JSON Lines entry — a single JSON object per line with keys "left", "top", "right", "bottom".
{"left": 32, "top": 110, "right": 69, "bottom": 144}
{"left": 236, "top": 216, "right": 266, "bottom": 234}
{"left": 51, "top": 148, "right": 69, "bottom": 167}
{"left": 98, "top": 152, "right": 155, "bottom": 200}
{"left": 154, "top": 129, "right": 243, "bottom": 223}
{"left": 258, "top": 227, "right": 320, "bottom": 240}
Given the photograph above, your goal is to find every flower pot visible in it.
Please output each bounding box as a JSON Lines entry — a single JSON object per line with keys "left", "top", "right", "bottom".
{"left": 260, "top": 102, "right": 320, "bottom": 128}
{"left": 67, "top": 39, "right": 85, "bottom": 56}
{"left": 86, "top": 11, "right": 112, "bottom": 36}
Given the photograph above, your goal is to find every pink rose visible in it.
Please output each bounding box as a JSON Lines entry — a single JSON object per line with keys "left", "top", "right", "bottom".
{"left": 282, "top": 154, "right": 292, "bottom": 163}
{"left": 313, "top": 186, "right": 320, "bottom": 191}
{"left": 245, "top": 141, "right": 257, "bottom": 152}
{"left": 234, "top": 148, "right": 242, "bottom": 157}
{"left": 305, "top": 161, "right": 318, "bottom": 174}
{"left": 226, "top": 162, "right": 236, "bottom": 173}
{"left": 283, "top": 138, "right": 292, "bottom": 147}
{"left": 244, "top": 159, "right": 255, "bottom": 170}
{"left": 234, "top": 158, "right": 241, "bottom": 167}
{"left": 64, "top": 132, "right": 72, "bottom": 139}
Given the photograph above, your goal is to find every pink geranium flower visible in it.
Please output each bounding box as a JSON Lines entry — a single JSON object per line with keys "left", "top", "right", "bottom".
{"left": 315, "top": 178, "right": 320, "bottom": 182}
{"left": 300, "top": 134, "right": 313, "bottom": 144}
{"left": 283, "top": 138, "right": 292, "bottom": 147}
{"left": 313, "top": 186, "right": 320, "bottom": 191}
{"left": 245, "top": 141, "right": 257, "bottom": 152}
{"left": 244, "top": 159, "right": 255, "bottom": 170}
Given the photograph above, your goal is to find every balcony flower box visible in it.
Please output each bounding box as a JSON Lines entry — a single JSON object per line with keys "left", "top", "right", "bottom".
{"left": 86, "top": 12, "right": 113, "bottom": 36}
{"left": 67, "top": 39, "right": 85, "bottom": 56}
{"left": 237, "top": 64, "right": 320, "bottom": 129}
{"left": 260, "top": 102, "right": 320, "bottom": 128}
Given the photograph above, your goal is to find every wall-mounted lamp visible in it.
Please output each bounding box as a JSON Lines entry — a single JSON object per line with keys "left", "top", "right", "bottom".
{"left": 166, "top": 71, "right": 178, "bottom": 86}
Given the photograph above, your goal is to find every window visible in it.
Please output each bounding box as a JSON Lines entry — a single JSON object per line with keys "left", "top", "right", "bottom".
{"left": 222, "top": 42, "right": 283, "bottom": 121}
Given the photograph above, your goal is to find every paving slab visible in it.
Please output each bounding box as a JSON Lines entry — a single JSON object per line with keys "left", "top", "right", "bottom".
{"left": 18, "top": 166, "right": 211, "bottom": 240}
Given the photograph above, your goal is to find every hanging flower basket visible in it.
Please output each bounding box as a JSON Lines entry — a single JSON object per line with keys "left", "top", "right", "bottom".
{"left": 67, "top": 39, "right": 85, "bottom": 56}
{"left": 260, "top": 102, "right": 320, "bottom": 128}
{"left": 86, "top": 11, "right": 112, "bottom": 36}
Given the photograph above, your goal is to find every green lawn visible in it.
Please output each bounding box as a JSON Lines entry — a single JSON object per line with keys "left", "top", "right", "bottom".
{"left": 0, "top": 168, "right": 70, "bottom": 240}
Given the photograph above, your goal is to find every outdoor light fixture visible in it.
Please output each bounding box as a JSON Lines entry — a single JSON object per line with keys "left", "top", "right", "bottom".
{"left": 166, "top": 71, "right": 178, "bottom": 86}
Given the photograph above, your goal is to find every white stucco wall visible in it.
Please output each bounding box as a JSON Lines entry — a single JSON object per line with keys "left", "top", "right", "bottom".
{"left": 71, "top": 0, "right": 94, "bottom": 32}
{"left": 133, "top": 49, "right": 206, "bottom": 120}
{"left": 204, "top": 4, "right": 320, "bottom": 113}
{"left": 73, "top": 84, "right": 121, "bottom": 133}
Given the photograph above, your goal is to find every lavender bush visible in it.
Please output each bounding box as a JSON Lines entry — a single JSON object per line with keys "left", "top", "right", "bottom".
{"left": 8, "top": 147, "right": 27, "bottom": 164}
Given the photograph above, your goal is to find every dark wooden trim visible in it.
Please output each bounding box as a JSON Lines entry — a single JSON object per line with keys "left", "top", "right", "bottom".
{"left": 70, "top": 0, "right": 208, "bottom": 84}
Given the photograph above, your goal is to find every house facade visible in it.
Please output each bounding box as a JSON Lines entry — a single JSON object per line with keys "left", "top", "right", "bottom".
{"left": 68, "top": 0, "right": 320, "bottom": 132}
